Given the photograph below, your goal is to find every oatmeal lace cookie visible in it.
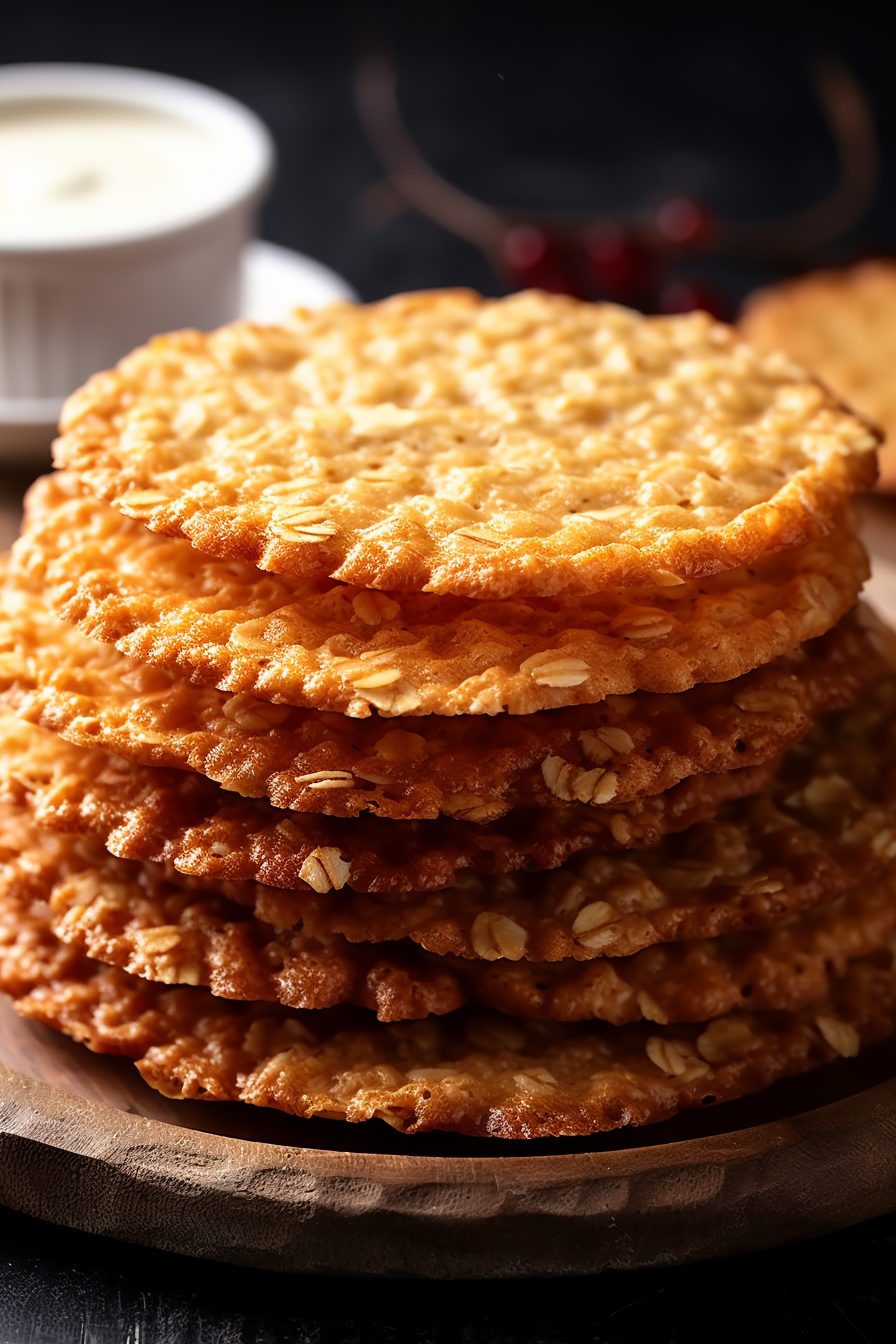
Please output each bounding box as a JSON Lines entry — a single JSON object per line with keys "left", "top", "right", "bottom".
{"left": 21, "top": 802, "right": 896, "bottom": 1026}
{"left": 3, "top": 868, "right": 895, "bottom": 1137}
{"left": 0, "top": 714, "right": 776, "bottom": 892}
{"left": 741, "top": 260, "right": 896, "bottom": 488}
{"left": 0, "top": 803, "right": 464, "bottom": 1023}
{"left": 14, "top": 473, "right": 868, "bottom": 717}
{"left": 1, "top": 558, "right": 885, "bottom": 821}
{"left": 5, "top": 676, "right": 896, "bottom": 957}
{"left": 52, "top": 290, "right": 878, "bottom": 598}
{"left": 127, "top": 673, "right": 896, "bottom": 961}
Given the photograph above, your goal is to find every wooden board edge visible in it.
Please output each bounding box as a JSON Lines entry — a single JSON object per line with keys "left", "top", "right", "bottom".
{"left": 3, "top": 1058, "right": 896, "bottom": 1275}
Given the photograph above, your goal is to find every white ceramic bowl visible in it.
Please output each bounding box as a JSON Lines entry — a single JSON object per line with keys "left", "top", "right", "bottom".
{"left": 0, "top": 62, "right": 274, "bottom": 412}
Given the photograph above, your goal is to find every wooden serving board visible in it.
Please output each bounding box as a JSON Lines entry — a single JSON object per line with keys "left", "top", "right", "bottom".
{"left": 2, "top": 500, "right": 896, "bottom": 1278}
{"left": 2, "top": 999, "right": 896, "bottom": 1277}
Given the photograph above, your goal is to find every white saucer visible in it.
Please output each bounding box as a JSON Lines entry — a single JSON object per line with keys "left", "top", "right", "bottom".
{"left": 241, "top": 239, "right": 357, "bottom": 321}
{"left": 0, "top": 241, "right": 357, "bottom": 461}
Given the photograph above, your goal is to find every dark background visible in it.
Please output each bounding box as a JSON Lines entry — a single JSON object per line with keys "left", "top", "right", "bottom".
{"left": 2, "top": 1200, "right": 896, "bottom": 1344}
{"left": 2, "top": 5, "right": 896, "bottom": 1340}
{"left": 5, "top": 4, "right": 896, "bottom": 308}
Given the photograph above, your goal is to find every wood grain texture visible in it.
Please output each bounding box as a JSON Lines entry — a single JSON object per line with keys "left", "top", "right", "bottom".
{"left": 1, "top": 501, "right": 896, "bottom": 1278}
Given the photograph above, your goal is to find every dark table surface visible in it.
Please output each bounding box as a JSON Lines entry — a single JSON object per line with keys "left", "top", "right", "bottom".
{"left": 3, "top": 9, "right": 896, "bottom": 1340}
{"left": 1, "top": 1200, "right": 895, "bottom": 1344}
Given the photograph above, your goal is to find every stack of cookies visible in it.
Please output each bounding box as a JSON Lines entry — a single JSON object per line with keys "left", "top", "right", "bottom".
{"left": 2, "top": 289, "right": 896, "bottom": 1139}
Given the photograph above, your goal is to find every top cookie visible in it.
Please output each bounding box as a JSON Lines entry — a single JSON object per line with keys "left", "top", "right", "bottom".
{"left": 54, "top": 289, "right": 878, "bottom": 599}
{"left": 740, "top": 260, "right": 896, "bottom": 490}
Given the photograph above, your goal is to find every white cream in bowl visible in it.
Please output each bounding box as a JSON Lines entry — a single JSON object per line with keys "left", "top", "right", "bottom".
{"left": 0, "top": 64, "right": 274, "bottom": 412}
{"left": 0, "top": 98, "right": 237, "bottom": 246}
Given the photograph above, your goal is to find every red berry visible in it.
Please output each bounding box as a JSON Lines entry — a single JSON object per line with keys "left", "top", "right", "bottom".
{"left": 658, "top": 279, "right": 728, "bottom": 319}
{"left": 584, "top": 222, "right": 656, "bottom": 302}
{"left": 655, "top": 196, "right": 715, "bottom": 250}
{"left": 503, "top": 224, "right": 547, "bottom": 270}
{"left": 501, "top": 225, "right": 576, "bottom": 294}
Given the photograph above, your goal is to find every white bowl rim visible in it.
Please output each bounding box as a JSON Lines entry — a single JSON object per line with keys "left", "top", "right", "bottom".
{"left": 0, "top": 61, "right": 275, "bottom": 254}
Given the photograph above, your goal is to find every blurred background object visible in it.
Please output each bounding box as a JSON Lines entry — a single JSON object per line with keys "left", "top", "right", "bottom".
{"left": 0, "top": 63, "right": 275, "bottom": 456}
{"left": 1, "top": 3, "right": 895, "bottom": 476}
{"left": 741, "top": 259, "right": 896, "bottom": 490}
{"left": 354, "top": 47, "right": 878, "bottom": 319}
{"left": 0, "top": 60, "right": 357, "bottom": 461}
{"left": 6, "top": 4, "right": 896, "bottom": 310}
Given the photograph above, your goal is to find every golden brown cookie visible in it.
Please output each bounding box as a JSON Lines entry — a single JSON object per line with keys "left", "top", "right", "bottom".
{"left": 28, "top": 804, "right": 896, "bottom": 1026}
{"left": 462, "top": 880, "right": 896, "bottom": 1023}
{"left": 2, "top": 559, "right": 884, "bottom": 820}
{"left": 226, "top": 786, "right": 896, "bottom": 964}
{"left": 741, "top": 260, "right": 896, "bottom": 489}
{"left": 0, "top": 714, "right": 776, "bottom": 892}
{"left": 0, "top": 803, "right": 464, "bottom": 1022}
{"left": 6, "top": 677, "right": 896, "bottom": 959}
{"left": 2, "top": 865, "right": 894, "bottom": 1137}
{"left": 14, "top": 473, "right": 869, "bottom": 717}
{"left": 52, "top": 291, "right": 878, "bottom": 599}
{"left": 154, "top": 675, "right": 896, "bottom": 961}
